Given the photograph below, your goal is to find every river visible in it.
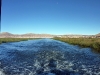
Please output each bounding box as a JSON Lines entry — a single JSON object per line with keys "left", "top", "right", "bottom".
{"left": 0, "top": 39, "right": 100, "bottom": 75}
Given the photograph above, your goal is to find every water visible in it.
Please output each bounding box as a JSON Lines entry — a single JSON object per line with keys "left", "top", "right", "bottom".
{"left": 0, "top": 39, "right": 100, "bottom": 75}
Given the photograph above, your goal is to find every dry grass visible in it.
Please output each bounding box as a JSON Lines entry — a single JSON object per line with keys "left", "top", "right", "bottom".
{"left": 53, "top": 37, "right": 100, "bottom": 53}
{"left": 0, "top": 38, "right": 37, "bottom": 44}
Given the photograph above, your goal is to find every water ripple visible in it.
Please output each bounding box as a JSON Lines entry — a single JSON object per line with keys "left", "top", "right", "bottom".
{"left": 0, "top": 39, "right": 100, "bottom": 75}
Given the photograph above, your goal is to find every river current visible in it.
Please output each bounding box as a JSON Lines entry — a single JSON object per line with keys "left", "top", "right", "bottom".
{"left": 0, "top": 39, "right": 100, "bottom": 75}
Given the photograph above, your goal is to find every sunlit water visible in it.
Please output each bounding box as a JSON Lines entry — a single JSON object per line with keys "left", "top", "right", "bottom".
{"left": 0, "top": 39, "right": 100, "bottom": 75}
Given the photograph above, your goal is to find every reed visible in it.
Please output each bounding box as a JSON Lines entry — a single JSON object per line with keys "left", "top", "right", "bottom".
{"left": 53, "top": 37, "right": 100, "bottom": 53}
{"left": 0, "top": 38, "right": 37, "bottom": 44}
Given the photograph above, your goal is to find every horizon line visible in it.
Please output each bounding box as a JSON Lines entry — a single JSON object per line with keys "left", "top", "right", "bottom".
{"left": 0, "top": 31, "right": 99, "bottom": 35}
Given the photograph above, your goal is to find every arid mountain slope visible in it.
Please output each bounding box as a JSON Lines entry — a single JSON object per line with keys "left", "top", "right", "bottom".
{"left": 0, "top": 32, "right": 55, "bottom": 38}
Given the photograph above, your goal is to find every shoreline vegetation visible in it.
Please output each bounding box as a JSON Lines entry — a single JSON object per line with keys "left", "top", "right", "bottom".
{"left": 0, "top": 38, "right": 100, "bottom": 53}
{"left": 53, "top": 37, "right": 100, "bottom": 53}
{"left": 0, "top": 38, "right": 38, "bottom": 44}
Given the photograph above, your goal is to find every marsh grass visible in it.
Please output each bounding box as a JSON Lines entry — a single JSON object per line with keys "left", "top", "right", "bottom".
{"left": 53, "top": 37, "right": 100, "bottom": 53}
{"left": 0, "top": 38, "right": 38, "bottom": 44}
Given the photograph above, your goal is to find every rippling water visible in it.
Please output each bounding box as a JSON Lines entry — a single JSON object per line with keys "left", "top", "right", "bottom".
{"left": 0, "top": 39, "right": 100, "bottom": 75}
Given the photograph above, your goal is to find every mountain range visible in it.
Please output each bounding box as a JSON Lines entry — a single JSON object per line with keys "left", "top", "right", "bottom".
{"left": 0, "top": 32, "right": 55, "bottom": 38}
{"left": 0, "top": 32, "right": 100, "bottom": 38}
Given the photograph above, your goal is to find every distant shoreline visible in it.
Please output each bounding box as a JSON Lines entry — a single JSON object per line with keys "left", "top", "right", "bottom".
{"left": 0, "top": 32, "right": 100, "bottom": 38}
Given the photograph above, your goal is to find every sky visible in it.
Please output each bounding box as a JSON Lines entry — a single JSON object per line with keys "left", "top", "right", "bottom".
{"left": 1, "top": 0, "right": 100, "bottom": 35}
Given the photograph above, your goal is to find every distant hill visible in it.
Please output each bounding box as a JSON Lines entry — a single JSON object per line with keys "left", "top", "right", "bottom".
{"left": 0, "top": 32, "right": 13, "bottom": 35}
{"left": 0, "top": 32, "right": 14, "bottom": 38}
{"left": 96, "top": 33, "right": 100, "bottom": 36}
{"left": 0, "top": 32, "right": 100, "bottom": 38}
{"left": 0, "top": 32, "right": 55, "bottom": 38}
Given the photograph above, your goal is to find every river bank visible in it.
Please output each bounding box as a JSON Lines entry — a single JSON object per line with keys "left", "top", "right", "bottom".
{"left": 0, "top": 38, "right": 40, "bottom": 44}
{"left": 53, "top": 37, "right": 100, "bottom": 53}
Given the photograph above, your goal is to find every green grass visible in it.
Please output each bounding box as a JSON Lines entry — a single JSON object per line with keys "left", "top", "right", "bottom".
{"left": 0, "top": 38, "right": 39, "bottom": 44}
{"left": 53, "top": 37, "right": 100, "bottom": 53}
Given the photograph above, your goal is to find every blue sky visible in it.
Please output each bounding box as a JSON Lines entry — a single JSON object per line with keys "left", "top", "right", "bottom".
{"left": 1, "top": 0, "right": 100, "bottom": 35}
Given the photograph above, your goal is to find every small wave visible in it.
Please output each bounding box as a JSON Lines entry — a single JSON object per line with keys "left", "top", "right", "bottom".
{"left": 0, "top": 39, "right": 100, "bottom": 75}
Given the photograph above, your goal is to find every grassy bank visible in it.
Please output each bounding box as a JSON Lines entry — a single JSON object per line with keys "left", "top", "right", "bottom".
{"left": 53, "top": 37, "right": 100, "bottom": 53}
{"left": 0, "top": 38, "right": 38, "bottom": 44}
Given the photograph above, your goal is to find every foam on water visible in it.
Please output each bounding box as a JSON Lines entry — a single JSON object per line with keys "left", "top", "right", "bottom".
{"left": 0, "top": 39, "right": 100, "bottom": 75}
